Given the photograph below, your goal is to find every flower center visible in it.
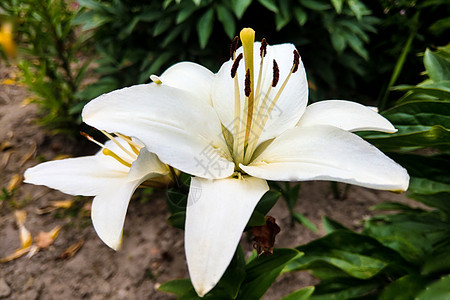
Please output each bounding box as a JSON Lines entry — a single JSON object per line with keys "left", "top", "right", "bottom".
{"left": 230, "top": 28, "right": 300, "bottom": 166}
{"left": 81, "top": 131, "right": 141, "bottom": 168}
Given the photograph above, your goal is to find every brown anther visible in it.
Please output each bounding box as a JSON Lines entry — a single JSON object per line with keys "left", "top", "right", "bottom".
{"left": 231, "top": 53, "right": 243, "bottom": 78}
{"left": 292, "top": 50, "right": 300, "bottom": 73}
{"left": 260, "top": 38, "right": 268, "bottom": 58}
{"left": 230, "top": 36, "right": 239, "bottom": 59}
{"left": 245, "top": 69, "right": 251, "bottom": 97}
{"left": 80, "top": 132, "right": 93, "bottom": 141}
{"left": 272, "top": 60, "right": 279, "bottom": 87}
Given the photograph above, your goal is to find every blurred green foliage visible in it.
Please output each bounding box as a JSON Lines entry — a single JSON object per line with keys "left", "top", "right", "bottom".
{"left": 0, "top": 0, "right": 89, "bottom": 137}
{"left": 75, "top": 0, "right": 381, "bottom": 101}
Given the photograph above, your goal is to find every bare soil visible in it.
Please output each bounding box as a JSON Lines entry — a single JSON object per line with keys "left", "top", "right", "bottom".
{"left": 0, "top": 63, "right": 412, "bottom": 299}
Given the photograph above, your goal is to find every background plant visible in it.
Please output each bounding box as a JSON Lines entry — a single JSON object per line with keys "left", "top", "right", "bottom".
{"left": 0, "top": 0, "right": 90, "bottom": 137}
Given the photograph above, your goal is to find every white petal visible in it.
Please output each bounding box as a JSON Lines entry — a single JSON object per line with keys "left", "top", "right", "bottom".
{"left": 127, "top": 147, "right": 168, "bottom": 181}
{"left": 213, "top": 43, "right": 308, "bottom": 144}
{"left": 24, "top": 154, "right": 128, "bottom": 196}
{"left": 159, "top": 62, "right": 214, "bottom": 105}
{"left": 82, "top": 84, "right": 234, "bottom": 179}
{"left": 185, "top": 176, "right": 269, "bottom": 296}
{"left": 297, "top": 100, "right": 397, "bottom": 132}
{"left": 241, "top": 125, "right": 409, "bottom": 191}
{"left": 91, "top": 179, "right": 140, "bottom": 250}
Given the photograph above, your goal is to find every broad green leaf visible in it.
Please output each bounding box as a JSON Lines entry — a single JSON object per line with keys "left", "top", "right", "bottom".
{"left": 393, "top": 82, "right": 450, "bottom": 99}
{"left": 246, "top": 210, "right": 267, "bottom": 227}
{"left": 379, "top": 273, "right": 428, "bottom": 300}
{"left": 167, "top": 211, "right": 186, "bottom": 229}
{"left": 282, "top": 286, "right": 315, "bottom": 300}
{"left": 311, "top": 279, "right": 379, "bottom": 300}
{"left": 214, "top": 246, "right": 246, "bottom": 299}
{"left": 330, "top": 0, "right": 344, "bottom": 13}
{"left": 231, "top": 0, "right": 252, "bottom": 19}
{"left": 422, "top": 241, "right": 450, "bottom": 275}
{"left": 293, "top": 212, "right": 318, "bottom": 233}
{"left": 330, "top": 29, "right": 346, "bottom": 52}
{"left": 158, "top": 279, "right": 193, "bottom": 296}
{"left": 197, "top": 8, "right": 214, "bottom": 48}
{"left": 409, "top": 192, "right": 450, "bottom": 213}
{"left": 416, "top": 274, "right": 450, "bottom": 300}
{"left": 424, "top": 48, "right": 450, "bottom": 82}
{"left": 239, "top": 249, "right": 301, "bottom": 299}
{"left": 258, "top": 0, "right": 279, "bottom": 13}
{"left": 286, "top": 231, "right": 407, "bottom": 275}
{"left": 216, "top": 5, "right": 235, "bottom": 39}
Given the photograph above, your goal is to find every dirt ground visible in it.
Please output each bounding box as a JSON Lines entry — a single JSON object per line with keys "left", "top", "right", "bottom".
{"left": 0, "top": 63, "right": 412, "bottom": 299}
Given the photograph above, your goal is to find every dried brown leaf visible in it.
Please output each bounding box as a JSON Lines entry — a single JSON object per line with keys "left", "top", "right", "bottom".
{"left": 18, "top": 142, "right": 36, "bottom": 167}
{"left": 59, "top": 239, "right": 84, "bottom": 260}
{"left": 7, "top": 174, "right": 21, "bottom": 192}
{"left": 251, "top": 216, "right": 280, "bottom": 256}
{"left": 35, "top": 225, "right": 61, "bottom": 249}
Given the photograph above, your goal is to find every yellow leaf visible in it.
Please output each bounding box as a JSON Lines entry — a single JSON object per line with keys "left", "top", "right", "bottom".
{"left": 35, "top": 225, "right": 61, "bottom": 249}
{"left": 7, "top": 174, "right": 21, "bottom": 192}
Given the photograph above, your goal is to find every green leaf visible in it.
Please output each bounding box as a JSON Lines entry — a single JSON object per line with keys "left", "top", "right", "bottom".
{"left": 379, "top": 273, "right": 429, "bottom": 300}
{"left": 416, "top": 274, "right": 450, "bottom": 300}
{"left": 409, "top": 192, "right": 450, "bottom": 213}
{"left": 321, "top": 216, "right": 350, "bottom": 234}
{"left": 330, "top": 0, "right": 344, "bottom": 13}
{"left": 393, "top": 82, "right": 450, "bottom": 99}
{"left": 197, "top": 8, "right": 214, "bottom": 49}
{"left": 369, "top": 201, "right": 425, "bottom": 213}
{"left": 258, "top": 0, "right": 279, "bottom": 13}
{"left": 311, "top": 278, "right": 380, "bottom": 300}
{"left": 275, "top": 13, "right": 290, "bottom": 31}
{"left": 422, "top": 241, "right": 450, "bottom": 275}
{"left": 294, "top": 7, "right": 308, "bottom": 26}
{"left": 167, "top": 211, "right": 186, "bottom": 229}
{"left": 424, "top": 48, "right": 450, "bottom": 82}
{"left": 231, "top": 0, "right": 252, "bottom": 19}
{"left": 239, "top": 249, "right": 301, "bottom": 299}
{"left": 282, "top": 286, "right": 315, "bottom": 300}
{"left": 153, "top": 18, "right": 172, "bottom": 36}
{"left": 216, "top": 5, "right": 235, "bottom": 39}
{"left": 212, "top": 246, "right": 246, "bottom": 298}
{"left": 286, "top": 231, "right": 406, "bottom": 276}
{"left": 300, "top": 0, "right": 331, "bottom": 10}
{"left": 255, "top": 190, "right": 280, "bottom": 215}
{"left": 158, "top": 279, "right": 194, "bottom": 296}
{"left": 176, "top": 4, "right": 198, "bottom": 24}
{"left": 330, "top": 30, "right": 346, "bottom": 53}
{"left": 166, "top": 189, "right": 187, "bottom": 214}
{"left": 293, "top": 212, "right": 318, "bottom": 233}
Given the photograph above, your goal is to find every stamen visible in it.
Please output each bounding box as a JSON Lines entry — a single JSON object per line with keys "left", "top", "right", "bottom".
{"left": 80, "top": 132, "right": 105, "bottom": 149}
{"left": 231, "top": 53, "right": 243, "bottom": 78}
{"left": 272, "top": 60, "right": 279, "bottom": 87}
{"left": 230, "top": 36, "right": 239, "bottom": 59}
{"left": 260, "top": 38, "right": 267, "bottom": 58}
{"left": 244, "top": 69, "right": 251, "bottom": 97}
{"left": 292, "top": 50, "right": 300, "bottom": 73}
{"left": 102, "top": 149, "right": 132, "bottom": 168}
{"left": 101, "top": 130, "right": 136, "bottom": 159}
{"left": 150, "top": 75, "right": 162, "bottom": 84}
{"left": 114, "top": 133, "right": 141, "bottom": 155}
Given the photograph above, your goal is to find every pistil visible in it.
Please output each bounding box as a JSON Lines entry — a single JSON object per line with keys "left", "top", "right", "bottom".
{"left": 240, "top": 28, "right": 255, "bottom": 149}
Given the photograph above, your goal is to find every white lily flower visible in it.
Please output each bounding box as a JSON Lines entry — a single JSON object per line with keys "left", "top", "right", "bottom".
{"left": 24, "top": 134, "right": 169, "bottom": 250}
{"left": 81, "top": 28, "right": 409, "bottom": 296}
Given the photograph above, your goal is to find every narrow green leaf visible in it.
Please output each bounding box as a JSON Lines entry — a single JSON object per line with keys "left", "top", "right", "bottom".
{"left": 330, "top": 0, "right": 344, "bottom": 13}
{"left": 216, "top": 5, "right": 235, "bottom": 39}
{"left": 321, "top": 216, "right": 350, "bottom": 234}
{"left": 176, "top": 4, "right": 198, "bottom": 24}
{"left": 294, "top": 7, "right": 308, "bottom": 26}
{"left": 258, "top": 0, "right": 279, "bottom": 12}
{"left": 293, "top": 212, "right": 318, "bottom": 233}
{"left": 197, "top": 8, "right": 214, "bottom": 48}
{"left": 282, "top": 286, "right": 315, "bottom": 300}
{"left": 300, "top": 0, "right": 331, "bottom": 10}
{"left": 231, "top": 0, "right": 252, "bottom": 19}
